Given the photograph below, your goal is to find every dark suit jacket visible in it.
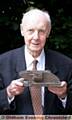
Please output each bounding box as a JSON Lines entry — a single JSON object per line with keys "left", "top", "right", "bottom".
{"left": 0, "top": 46, "right": 72, "bottom": 115}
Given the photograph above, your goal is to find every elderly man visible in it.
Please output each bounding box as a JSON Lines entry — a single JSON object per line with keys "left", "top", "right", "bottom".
{"left": 0, "top": 8, "right": 72, "bottom": 115}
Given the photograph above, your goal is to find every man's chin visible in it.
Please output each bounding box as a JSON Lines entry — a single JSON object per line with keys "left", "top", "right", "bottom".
{"left": 30, "top": 48, "right": 40, "bottom": 52}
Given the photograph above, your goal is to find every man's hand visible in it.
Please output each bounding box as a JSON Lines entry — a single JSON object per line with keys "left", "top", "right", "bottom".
{"left": 48, "top": 81, "right": 67, "bottom": 99}
{"left": 6, "top": 78, "right": 24, "bottom": 98}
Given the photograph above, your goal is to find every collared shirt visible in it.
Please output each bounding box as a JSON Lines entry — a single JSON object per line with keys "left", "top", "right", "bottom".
{"left": 25, "top": 46, "right": 45, "bottom": 71}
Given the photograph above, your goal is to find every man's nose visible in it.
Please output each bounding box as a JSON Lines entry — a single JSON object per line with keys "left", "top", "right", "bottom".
{"left": 33, "top": 31, "right": 39, "bottom": 40}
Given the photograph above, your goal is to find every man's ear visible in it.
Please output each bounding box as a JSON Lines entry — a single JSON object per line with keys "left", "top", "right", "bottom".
{"left": 46, "top": 32, "right": 49, "bottom": 39}
{"left": 46, "top": 27, "right": 51, "bottom": 38}
{"left": 20, "top": 24, "right": 24, "bottom": 36}
{"left": 46, "top": 34, "right": 49, "bottom": 38}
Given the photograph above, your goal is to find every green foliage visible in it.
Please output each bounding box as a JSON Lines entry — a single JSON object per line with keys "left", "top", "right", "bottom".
{"left": 49, "top": 9, "right": 72, "bottom": 57}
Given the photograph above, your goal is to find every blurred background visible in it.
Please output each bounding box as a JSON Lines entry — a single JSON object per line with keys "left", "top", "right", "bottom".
{"left": 0, "top": 0, "right": 72, "bottom": 58}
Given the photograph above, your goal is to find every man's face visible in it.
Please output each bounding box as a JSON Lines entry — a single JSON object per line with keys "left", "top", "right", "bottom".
{"left": 21, "top": 13, "right": 49, "bottom": 55}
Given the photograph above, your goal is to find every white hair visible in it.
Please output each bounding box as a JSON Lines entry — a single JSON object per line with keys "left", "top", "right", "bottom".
{"left": 20, "top": 8, "right": 51, "bottom": 37}
{"left": 21, "top": 8, "right": 51, "bottom": 26}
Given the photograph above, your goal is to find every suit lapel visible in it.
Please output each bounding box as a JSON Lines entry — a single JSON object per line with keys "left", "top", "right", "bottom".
{"left": 15, "top": 46, "right": 26, "bottom": 73}
{"left": 45, "top": 49, "right": 58, "bottom": 74}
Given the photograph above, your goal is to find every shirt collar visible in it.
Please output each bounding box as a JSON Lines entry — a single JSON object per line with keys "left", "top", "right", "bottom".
{"left": 25, "top": 45, "right": 45, "bottom": 68}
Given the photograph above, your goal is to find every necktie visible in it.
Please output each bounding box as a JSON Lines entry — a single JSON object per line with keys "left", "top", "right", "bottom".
{"left": 30, "top": 60, "right": 43, "bottom": 115}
